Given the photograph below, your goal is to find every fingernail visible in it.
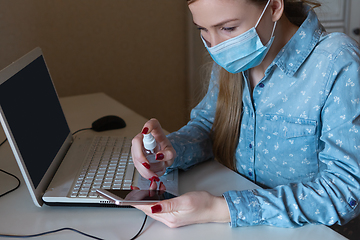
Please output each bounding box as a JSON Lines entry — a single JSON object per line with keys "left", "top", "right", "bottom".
{"left": 142, "top": 162, "right": 151, "bottom": 169}
{"left": 149, "top": 176, "right": 160, "bottom": 182}
{"left": 142, "top": 127, "right": 149, "bottom": 134}
{"left": 159, "top": 181, "right": 164, "bottom": 189}
{"left": 130, "top": 186, "right": 134, "bottom": 190}
{"left": 155, "top": 153, "right": 164, "bottom": 160}
{"left": 151, "top": 204, "right": 162, "bottom": 214}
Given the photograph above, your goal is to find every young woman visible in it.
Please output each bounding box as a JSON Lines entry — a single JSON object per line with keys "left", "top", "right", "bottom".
{"left": 131, "top": 0, "right": 360, "bottom": 229}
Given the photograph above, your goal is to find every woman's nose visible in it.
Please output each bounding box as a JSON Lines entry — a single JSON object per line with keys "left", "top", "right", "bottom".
{"left": 203, "top": 35, "right": 222, "bottom": 48}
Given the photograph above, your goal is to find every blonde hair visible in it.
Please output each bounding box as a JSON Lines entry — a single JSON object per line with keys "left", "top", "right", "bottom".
{"left": 187, "top": 0, "right": 320, "bottom": 171}
{"left": 211, "top": 68, "right": 243, "bottom": 170}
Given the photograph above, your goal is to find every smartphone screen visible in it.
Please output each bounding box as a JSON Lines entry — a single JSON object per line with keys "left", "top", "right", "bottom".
{"left": 107, "top": 189, "right": 177, "bottom": 201}
{"left": 96, "top": 189, "right": 177, "bottom": 205}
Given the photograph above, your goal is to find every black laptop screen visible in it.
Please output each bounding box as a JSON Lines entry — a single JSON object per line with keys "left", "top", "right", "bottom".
{"left": 0, "top": 56, "right": 70, "bottom": 188}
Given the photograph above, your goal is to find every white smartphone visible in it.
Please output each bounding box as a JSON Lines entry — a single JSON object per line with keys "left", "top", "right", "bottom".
{"left": 96, "top": 189, "right": 177, "bottom": 206}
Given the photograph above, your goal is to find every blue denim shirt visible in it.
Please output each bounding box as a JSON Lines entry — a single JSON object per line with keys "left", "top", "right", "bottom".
{"left": 167, "top": 9, "right": 360, "bottom": 228}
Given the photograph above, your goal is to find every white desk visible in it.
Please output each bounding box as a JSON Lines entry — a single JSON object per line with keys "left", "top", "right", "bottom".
{"left": 0, "top": 93, "right": 347, "bottom": 240}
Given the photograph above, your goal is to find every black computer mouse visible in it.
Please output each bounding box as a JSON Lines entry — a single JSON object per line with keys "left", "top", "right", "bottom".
{"left": 91, "top": 115, "right": 126, "bottom": 132}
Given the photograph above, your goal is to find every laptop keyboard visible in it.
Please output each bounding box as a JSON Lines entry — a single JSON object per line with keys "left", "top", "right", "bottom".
{"left": 70, "top": 136, "right": 134, "bottom": 198}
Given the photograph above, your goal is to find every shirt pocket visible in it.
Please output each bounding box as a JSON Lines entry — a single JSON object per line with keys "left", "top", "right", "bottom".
{"left": 264, "top": 114, "right": 317, "bottom": 139}
{"left": 261, "top": 114, "right": 319, "bottom": 184}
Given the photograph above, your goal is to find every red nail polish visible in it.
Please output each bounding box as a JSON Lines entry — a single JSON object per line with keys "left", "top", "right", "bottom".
{"left": 149, "top": 176, "right": 160, "bottom": 182}
{"left": 142, "top": 162, "right": 151, "bottom": 169}
{"left": 151, "top": 204, "right": 162, "bottom": 214}
{"left": 142, "top": 127, "right": 149, "bottom": 134}
{"left": 155, "top": 153, "right": 164, "bottom": 160}
{"left": 130, "top": 186, "right": 134, "bottom": 190}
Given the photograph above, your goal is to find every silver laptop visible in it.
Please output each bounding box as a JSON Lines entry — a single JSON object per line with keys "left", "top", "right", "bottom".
{"left": 0, "top": 47, "right": 178, "bottom": 207}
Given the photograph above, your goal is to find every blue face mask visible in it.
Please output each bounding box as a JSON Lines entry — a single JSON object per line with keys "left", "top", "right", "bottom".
{"left": 201, "top": 0, "right": 276, "bottom": 74}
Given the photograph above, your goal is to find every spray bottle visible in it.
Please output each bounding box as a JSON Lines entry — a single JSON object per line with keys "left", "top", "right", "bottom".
{"left": 143, "top": 132, "right": 160, "bottom": 157}
{"left": 142, "top": 132, "right": 165, "bottom": 175}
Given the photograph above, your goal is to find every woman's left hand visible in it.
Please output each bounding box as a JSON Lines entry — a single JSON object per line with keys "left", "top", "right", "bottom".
{"left": 133, "top": 191, "right": 231, "bottom": 228}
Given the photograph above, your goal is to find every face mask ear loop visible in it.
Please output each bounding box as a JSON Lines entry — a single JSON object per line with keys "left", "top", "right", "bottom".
{"left": 255, "top": 0, "right": 271, "bottom": 29}
{"left": 264, "top": 21, "right": 277, "bottom": 46}
{"left": 270, "top": 21, "right": 277, "bottom": 37}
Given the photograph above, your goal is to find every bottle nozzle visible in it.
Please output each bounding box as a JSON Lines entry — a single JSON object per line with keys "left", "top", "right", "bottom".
{"left": 143, "top": 132, "right": 157, "bottom": 152}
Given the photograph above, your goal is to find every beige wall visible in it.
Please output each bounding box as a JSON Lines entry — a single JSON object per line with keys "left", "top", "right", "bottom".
{"left": 0, "top": 0, "right": 189, "bottom": 132}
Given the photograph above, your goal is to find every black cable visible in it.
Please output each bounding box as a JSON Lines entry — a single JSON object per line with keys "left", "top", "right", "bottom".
{"left": 0, "top": 138, "right": 20, "bottom": 198}
{"left": 0, "top": 138, "right": 7, "bottom": 147}
{"left": 0, "top": 169, "right": 21, "bottom": 198}
{"left": 130, "top": 215, "right": 148, "bottom": 240}
{"left": 0, "top": 215, "right": 148, "bottom": 239}
{"left": 0, "top": 228, "right": 104, "bottom": 239}
{"left": 72, "top": 128, "right": 92, "bottom": 135}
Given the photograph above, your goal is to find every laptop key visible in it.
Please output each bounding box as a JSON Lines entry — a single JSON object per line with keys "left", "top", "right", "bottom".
{"left": 124, "top": 164, "right": 134, "bottom": 183}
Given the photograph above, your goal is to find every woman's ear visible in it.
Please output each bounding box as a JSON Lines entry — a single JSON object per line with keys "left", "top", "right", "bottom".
{"left": 270, "top": 0, "right": 284, "bottom": 22}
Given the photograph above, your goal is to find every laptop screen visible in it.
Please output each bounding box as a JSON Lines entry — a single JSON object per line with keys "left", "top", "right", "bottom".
{"left": 0, "top": 56, "right": 70, "bottom": 188}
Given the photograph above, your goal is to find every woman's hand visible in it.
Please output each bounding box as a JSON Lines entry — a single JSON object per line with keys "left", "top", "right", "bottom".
{"left": 134, "top": 191, "right": 231, "bottom": 228}
{"left": 131, "top": 118, "right": 176, "bottom": 182}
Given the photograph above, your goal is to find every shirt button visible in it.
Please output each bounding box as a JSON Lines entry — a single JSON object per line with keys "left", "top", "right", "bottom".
{"left": 249, "top": 144, "right": 253, "bottom": 149}
{"left": 248, "top": 172, "right": 253, "bottom": 177}
{"left": 350, "top": 199, "right": 357, "bottom": 207}
{"left": 259, "top": 83, "right": 265, "bottom": 88}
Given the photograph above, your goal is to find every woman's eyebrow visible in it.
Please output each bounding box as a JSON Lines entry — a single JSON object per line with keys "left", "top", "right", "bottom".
{"left": 193, "top": 18, "right": 239, "bottom": 29}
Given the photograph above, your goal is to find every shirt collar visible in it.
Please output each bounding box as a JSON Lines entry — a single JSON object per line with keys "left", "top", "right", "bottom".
{"left": 270, "top": 8, "right": 325, "bottom": 77}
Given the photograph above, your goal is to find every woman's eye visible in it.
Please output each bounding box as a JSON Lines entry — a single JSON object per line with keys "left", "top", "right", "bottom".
{"left": 221, "top": 27, "right": 236, "bottom": 32}
{"left": 197, "top": 27, "right": 207, "bottom": 32}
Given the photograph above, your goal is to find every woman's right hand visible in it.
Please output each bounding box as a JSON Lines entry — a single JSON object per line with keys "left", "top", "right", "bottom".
{"left": 131, "top": 118, "right": 176, "bottom": 183}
